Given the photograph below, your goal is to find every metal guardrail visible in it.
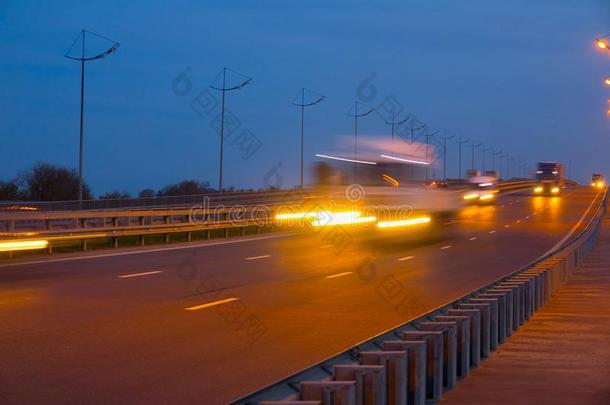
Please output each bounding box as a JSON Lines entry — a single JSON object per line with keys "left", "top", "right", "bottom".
{"left": 229, "top": 188, "right": 606, "bottom": 405}
{"left": 0, "top": 180, "right": 537, "bottom": 255}
{"left": 0, "top": 189, "right": 302, "bottom": 212}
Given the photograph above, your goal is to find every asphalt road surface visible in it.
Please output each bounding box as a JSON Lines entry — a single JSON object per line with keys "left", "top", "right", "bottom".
{"left": 0, "top": 187, "right": 602, "bottom": 404}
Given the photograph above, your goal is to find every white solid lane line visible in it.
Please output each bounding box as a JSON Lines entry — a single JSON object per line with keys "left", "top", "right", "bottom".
{"left": 185, "top": 297, "right": 239, "bottom": 311}
{"left": 516, "top": 219, "right": 521, "bottom": 223}
{"left": 441, "top": 245, "right": 452, "bottom": 250}
{"left": 326, "top": 271, "right": 353, "bottom": 279}
{"left": 469, "top": 237, "right": 477, "bottom": 241}
{"left": 398, "top": 256, "right": 414, "bottom": 261}
{"left": 244, "top": 255, "right": 271, "bottom": 260}
{"left": 118, "top": 270, "right": 163, "bottom": 279}
{"left": 489, "top": 230, "right": 496, "bottom": 234}
{"left": 504, "top": 225, "right": 510, "bottom": 228}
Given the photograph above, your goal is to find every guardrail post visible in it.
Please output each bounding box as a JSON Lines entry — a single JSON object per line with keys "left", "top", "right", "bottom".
{"left": 45, "top": 219, "right": 52, "bottom": 230}
{"left": 360, "top": 351, "right": 408, "bottom": 405}
{"left": 333, "top": 364, "right": 385, "bottom": 405}
{"left": 477, "top": 292, "right": 510, "bottom": 344}
{"left": 508, "top": 278, "right": 534, "bottom": 320}
{"left": 448, "top": 308, "right": 482, "bottom": 367}
{"left": 419, "top": 321, "right": 458, "bottom": 390}
{"left": 498, "top": 281, "right": 525, "bottom": 326}
{"left": 300, "top": 381, "right": 356, "bottom": 405}
{"left": 434, "top": 315, "right": 471, "bottom": 378}
{"left": 112, "top": 237, "right": 119, "bottom": 249}
{"left": 164, "top": 233, "right": 170, "bottom": 244}
{"left": 81, "top": 239, "right": 88, "bottom": 252}
{"left": 186, "top": 232, "right": 192, "bottom": 242}
{"left": 513, "top": 274, "right": 541, "bottom": 312}
{"left": 382, "top": 340, "right": 426, "bottom": 405}
{"left": 402, "top": 331, "right": 444, "bottom": 402}
{"left": 467, "top": 298, "right": 499, "bottom": 351}
{"left": 486, "top": 288, "right": 514, "bottom": 336}
{"left": 46, "top": 241, "right": 53, "bottom": 254}
{"left": 458, "top": 303, "right": 490, "bottom": 358}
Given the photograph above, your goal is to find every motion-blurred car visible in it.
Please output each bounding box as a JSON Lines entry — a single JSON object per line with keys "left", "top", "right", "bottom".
{"left": 462, "top": 175, "right": 498, "bottom": 204}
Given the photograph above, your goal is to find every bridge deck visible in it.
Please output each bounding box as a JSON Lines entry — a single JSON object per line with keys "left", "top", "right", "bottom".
{"left": 442, "top": 216, "right": 610, "bottom": 405}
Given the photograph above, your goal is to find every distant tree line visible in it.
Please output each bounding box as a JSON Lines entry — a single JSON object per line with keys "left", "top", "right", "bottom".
{"left": 0, "top": 162, "right": 244, "bottom": 202}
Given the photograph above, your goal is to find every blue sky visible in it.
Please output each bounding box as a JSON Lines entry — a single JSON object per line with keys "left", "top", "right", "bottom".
{"left": 1, "top": 0, "right": 609, "bottom": 194}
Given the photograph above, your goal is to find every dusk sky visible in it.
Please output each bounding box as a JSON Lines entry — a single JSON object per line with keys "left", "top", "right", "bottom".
{"left": 2, "top": 0, "right": 610, "bottom": 195}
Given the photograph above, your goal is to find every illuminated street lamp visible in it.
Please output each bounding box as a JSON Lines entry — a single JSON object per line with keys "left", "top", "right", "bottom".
{"left": 596, "top": 35, "right": 610, "bottom": 50}
{"left": 605, "top": 77, "right": 610, "bottom": 86}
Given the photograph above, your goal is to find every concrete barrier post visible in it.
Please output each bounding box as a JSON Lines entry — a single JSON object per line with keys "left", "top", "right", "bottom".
{"left": 260, "top": 401, "right": 321, "bottom": 405}
{"left": 458, "top": 303, "right": 491, "bottom": 358}
{"left": 447, "top": 309, "right": 481, "bottom": 367}
{"left": 499, "top": 281, "right": 526, "bottom": 325}
{"left": 510, "top": 277, "right": 534, "bottom": 319}
{"left": 420, "top": 322, "right": 458, "bottom": 390}
{"left": 360, "top": 351, "right": 408, "bottom": 405}
{"left": 495, "top": 283, "right": 521, "bottom": 330}
{"left": 401, "top": 331, "right": 444, "bottom": 402}
{"left": 334, "top": 364, "right": 386, "bottom": 405}
{"left": 467, "top": 298, "right": 499, "bottom": 351}
{"left": 300, "top": 381, "right": 356, "bottom": 405}
{"left": 477, "top": 292, "right": 510, "bottom": 343}
{"left": 487, "top": 288, "right": 514, "bottom": 336}
{"left": 383, "top": 341, "right": 426, "bottom": 405}
{"left": 434, "top": 316, "right": 471, "bottom": 379}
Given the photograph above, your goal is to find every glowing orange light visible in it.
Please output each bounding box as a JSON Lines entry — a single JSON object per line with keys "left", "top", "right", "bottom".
{"left": 479, "top": 193, "right": 495, "bottom": 201}
{"left": 0, "top": 240, "right": 49, "bottom": 252}
{"left": 310, "top": 211, "right": 376, "bottom": 227}
{"left": 605, "top": 78, "right": 610, "bottom": 86}
{"left": 377, "top": 216, "right": 431, "bottom": 229}
{"left": 551, "top": 187, "right": 560, "bottom": 194}
{"left": 382, "top": 174, "right": 400, "bottom": 188}
{"left": 463, "top": 193, "right": 479, "bottom": 200}
{"left": 597, "top": 39, "right": 609, "bottom": 50}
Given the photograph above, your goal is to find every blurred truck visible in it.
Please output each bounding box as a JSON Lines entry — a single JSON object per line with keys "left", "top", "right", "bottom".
{"left": 591, "top": 173, "right": 605, "bottom": 189}
{"left": 274, "top": 139, "right": 463, "bottom": 239}
{"left": 534, "top": 161, "right": 564, "bottom": 195}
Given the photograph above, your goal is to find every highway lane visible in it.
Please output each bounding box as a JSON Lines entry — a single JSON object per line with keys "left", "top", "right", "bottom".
{"left": 0, "top": 186, "right": 601, "bottom": 404}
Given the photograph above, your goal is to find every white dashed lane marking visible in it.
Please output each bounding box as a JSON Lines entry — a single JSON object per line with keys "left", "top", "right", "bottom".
{"left": 326, "top": 271, "right": 353, "bottom": 279}
{"left": 118, "top": 270, "right": 163, "bottom": 279}
{"left": 245, "top": 255, "right": 271, "bottom": 260}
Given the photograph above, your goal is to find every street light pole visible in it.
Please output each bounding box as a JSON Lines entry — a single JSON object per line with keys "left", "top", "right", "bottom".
{"left": 384, "top": 112, "right": 409, "bottom": 142}
{"left": 456, "top": 136, "right": 470, "bottom": 180}
{"left": 440, "top": 132, "right": 455, "bottom": 180}
{"left": 481, "top": 146, "right": 491, "bottom": 172}
{"left": 292, "top": 88, "right": 325, "bottom": 188}
{"left": 210, "top": 67, "right": 252, "bottom": 191}
{"left": 471, "top": 141, "right": 482, "bottom": 171}
{"left": 492, "top": 149, "right": 502, "bottom": 172}
{"left": 422, "top": 127, "right": 438, "bottom": 180}
{"left": 347, "top": 101, "right": 374, "bottom": 181}
{"left": 64, "top": 29, "right": 120, "bottom": 201}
